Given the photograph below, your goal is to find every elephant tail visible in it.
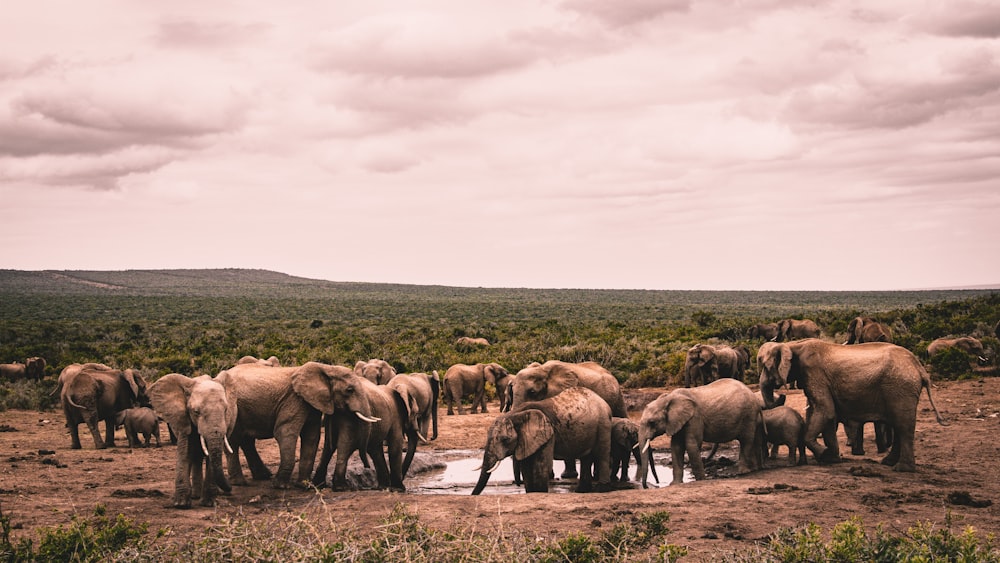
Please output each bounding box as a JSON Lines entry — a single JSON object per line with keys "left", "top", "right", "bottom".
{"left": 921, "top": 370, "right": 949, "bottom": 426}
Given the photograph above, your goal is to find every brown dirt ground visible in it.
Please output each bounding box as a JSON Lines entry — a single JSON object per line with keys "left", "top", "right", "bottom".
{"left": 2, "top": 377, "right": 999, "bottom": 560}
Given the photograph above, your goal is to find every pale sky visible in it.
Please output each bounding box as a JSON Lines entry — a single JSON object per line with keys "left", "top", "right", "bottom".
{"left": 2, "top": 1, "right": 999, "bottom": 290}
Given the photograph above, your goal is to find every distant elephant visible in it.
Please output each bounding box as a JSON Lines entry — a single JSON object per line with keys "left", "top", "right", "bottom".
{"left": 61, "top": 365, "right": 148, "bottom": 449}
{"left": 25, "top": 357, "right": 46, "bottom": 380}
{"left": 222, "top": 362, "right": 333, "bottom": 488}
{"left": 499, "top": 373, "right": 516, "bottom": 412}
{"left": 235, "top": 355, "right": 281, "bottom": 367}
{"left": 148, "top": 373, "right": 238, "bottom": 508}
{"left": 115, "top": 406, "right": 161, "bottom": 448}
{"left": 845, "top": 317, "right": 892, "bottom": 344}
{"left": 777, "top": 319, "right": 821, "bottom": 341}
{"left": 471, "top": 387, "right": 613, "bottom": 494}
{"left": 354, "top": 359, "right": 396, "bottom": 385}
{"left": 683, "top": 344, "right": 743, "bottom": 387}
{"left": 637, "top": 378, "right": 764, "bottom": 487}
{"left": 443, "top": 362, "right": 509, "bottom": 415}
{"left": 0, "top": 362, "right": 26, "bottom": 382}
{"left": 758, "top": 339, "right": 947, "bottom": 471}
{"left": 761, "top": 405, "right": 806, "bottom": 466}
{"left": 927, "top": 336, "right": 987, "bottom": 362}
{"left": 748, "top": 323, "right": 780, "bottom": 341}
{"left": 309, "top": 363, "right": 408, "bottom": 491}
{"left": 386, "top": 371, "right": 440, "bottom": 475}
{"left": 456, "top": 336, "right": 491, "bottom": 349}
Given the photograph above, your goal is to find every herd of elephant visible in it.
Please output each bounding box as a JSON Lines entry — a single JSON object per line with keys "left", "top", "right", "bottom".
{"left": 45, "top": 315, "right": 989, "bottom": 507}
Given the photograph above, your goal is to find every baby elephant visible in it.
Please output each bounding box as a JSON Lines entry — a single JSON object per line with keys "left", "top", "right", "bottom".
{"left": 762, "top": 406, "right": 806, "bottom": 466}
{"left": 115, "top": 407, "right": 161, "bottom": 448}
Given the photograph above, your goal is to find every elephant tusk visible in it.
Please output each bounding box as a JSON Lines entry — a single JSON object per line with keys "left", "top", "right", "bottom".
{"left": 200, "top": 435, "right": 210, "bottom": 457}
{"left": 472, "top": 464, "right": 481, "bottom": 471}
{"left": 224, "top": 436, "right": 234, "bottom": 455}
{"left": 641, "top": 439, "right": 651, "bottom": 454}
{"left": 979, "top": 356, "right": 988, "bottom": 362}
{"left": 355, "top": 412, "right": 382, "bottom": 423}
{"left": 416, "top": 430, "right": 428, "bottom": 443}
{"left": 486, "top": 460, "right": 502, "bottom": 474}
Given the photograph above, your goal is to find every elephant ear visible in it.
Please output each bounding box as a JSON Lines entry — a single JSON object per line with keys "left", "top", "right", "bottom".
{"left": 122, "top": 369, "right": 140, "bottom": 398}
{"left": 776, "top": 343, "right": 792, "bottom": 387}
{"left": 545, "top": 361, "right": 580, "bottom": 393}
{"left": 292, "top": 362, "right": 335, "bottom": 415}
{"left": 662, "top": 395, "right": 697, "bottom": 437}
{"left": 511, "top": 410, "right": 553, "bottom": 461}
{"left": 391, "top": 383, "right": 417, "bottom": 427}
{"left": 353, "top": 361, "right": 366, "bottom": 377}
{"left": 213, "top": 371, "right": 239, "bottom": 433}
{"left": 148, "top": 374, "right": 197, "bottom": 436}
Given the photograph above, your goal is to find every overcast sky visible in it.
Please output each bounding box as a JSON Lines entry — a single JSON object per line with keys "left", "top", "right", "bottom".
{"left": 2, "top": 1, "right": 999, "bottom": 290}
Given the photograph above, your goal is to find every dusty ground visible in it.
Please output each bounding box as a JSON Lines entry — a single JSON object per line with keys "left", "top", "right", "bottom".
{"left": 2, "top": 378, "right": 999, "bottom": 560}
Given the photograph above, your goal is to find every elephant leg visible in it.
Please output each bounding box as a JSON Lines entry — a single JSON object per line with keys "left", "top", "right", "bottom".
{"left": 312, "top": 430, "right": 334, "bottom": 487}
{"left": 386, "top": 436, "right": 406, "bottom": 491}
{"left": 103, "top": 417, "right": 116, "bottom": 448}
{"left": 802, "top": 400, "right": 837, "bottom": 463}
{"left": 669, "top": 435, "right": 687, "bottom": 484}
{"left": 68, "top": 422, "right": 83, "bottom": 450}
{"left": 368, "top": 442, "right": 391, "bottom": 489}
{"left": 885, "top": 421, "right": 915, "bottom": 472}
{"left": 560, "top": 459, "right": 578, "bottom": 479}
{"left": 190, "top": 439, "right": 205, "bottom": 500}
{"left": 296, "top": 416, "right": 321, "bottom": 485}
{"left": 240, "top": 441, "right": 273, "bottom": 481}
{"left": 849, "top": 421, "right": 865, "bottom": 456}
{"left": 84, "top": 415, "right": 104, "bottom": 449}
{"left": 875, "top": 422, "right": 891, "bottom": 454}
{"left": 512, "top": 459, "right": 523, "bottom": 485}
{"left": 171, "top": 435, "right": 194, "bottom": 508}
{"left": 401, "top": 430, "right": 418, "bottom": 477}
{"left": 272, "top": 431, "right": 301, "bottom": 488}
{"left": 576, "top": 457, "right": 594, "bottom": 493}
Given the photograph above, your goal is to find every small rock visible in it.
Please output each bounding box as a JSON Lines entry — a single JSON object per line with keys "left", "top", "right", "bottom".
{"left": 947, "top": 491, "right": 992, "bottom": 508}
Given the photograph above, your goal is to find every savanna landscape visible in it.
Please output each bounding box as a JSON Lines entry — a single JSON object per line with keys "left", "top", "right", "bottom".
{"left": 1, "top": 269, "right": 999, "bottom": 561}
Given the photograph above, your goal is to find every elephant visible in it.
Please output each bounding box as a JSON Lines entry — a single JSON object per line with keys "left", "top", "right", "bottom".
{"left": 385, "top": 370, "right": 440, "bottom": 475}
{"left": 609, "top": 417, "right": 658, "bottom": 484}
{"left": 148, "top": 373, "right": 238, "bottom": 508}
{"left": 499, "top": 373, "right": 516, "bottom": 412}
{"left": 236, "top": 355, "right": 281, "bottom": 367}
{"left": 758, "top": 339, "right": 948, "bottom": 471}
{"left": 927, "top": 336, "right": 987, "bottom": 362}
{"left": 0, "top": 363, "right": 26, "bottom": 382}
{"left": 748, "top": 323, "right": 780, "bottom": 341}
{"left": 777, "top": 319, "right": 821, "bottom": 341}
{"left": 309, "top": 363, "right": 408, "bottom": 491}
{"left": 443, "top": 362, "right": 510, "bottom": 415}
{"left": 637, "top": 378, "right": 764, "bottom": 487}
{"left": 845, "top": 317, "right": 892, "bottom": 344}
{"left": 456, "top": 336, "right": 491, "bottom": 349}
{"left": 222, "top": 362, "right": 335, "bottom": 489}
{"left": 471, "top": 386, "right": 613, "bottom": 494}
{"left": 354, "top": 359, "right": 396, "bottom": 385}
{"left": 51, "top": 363, "right": 114, "bottom": 398}
{"left": 761, "top": 405, "right": 806, "bottom": 466}
{"left": 683, "top": 344, "right": 743, "bottom": 387}
{"left": 25, "top": 357, "right": 46, "bottom": 380}
{"left": 60, "top": 365, "right": 148, "bottom": 449}
{"left": 115, "top": 406, "right": 161, "bottom": 448}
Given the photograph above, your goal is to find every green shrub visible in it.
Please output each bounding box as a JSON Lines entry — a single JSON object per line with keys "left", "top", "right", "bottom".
{"left": 1, "top": 504, "right": 152, "bottom": 562}
{"left": 929, "top": 347, "right": 976, "bottom": 380}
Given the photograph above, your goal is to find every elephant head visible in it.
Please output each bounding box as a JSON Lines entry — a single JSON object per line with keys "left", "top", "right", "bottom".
{"left": 354, "top": 359, "right": 396, "bottom": 385}
{"left": 637, "top": 393, "right": 697, "bottom": 487}
{"left": 953, "top": 337, "right": 986, "bottom": 360}
{"left": 757, "top": 342, "right": 792, "bottom": 409}
{"left": 684, "top": 344, "right": 718, "bottom": 387}
{"left": 148, "top": 373, "right": 238, "bottom": 507}
{"left": 25, "top": 357, "right": 46, "bottom": 380}
{"left": 512, "top": 361, "right": 579, "bottom": 405}
{"left": 472, "top": 409, "right": 554, "bottom": 495}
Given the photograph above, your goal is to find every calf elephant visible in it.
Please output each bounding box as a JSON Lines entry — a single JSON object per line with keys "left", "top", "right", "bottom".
{"left": 845, "top": 317, "right": 892, "bottom": 344}
{"left": 61, "top": 365, "right": 148, "bottom": 449}
{"left": 683, "top": 344, "right": 743, "bottom": 387}
{"left": 471, "top": 387, "right": 613, "bottom": 494}
{"left": 609, "top": 417, "right": 657, "bottom": 484}
{"left": 777, "top": 319, "right": 821, "bottom": 341}
{"left": 758, "top": 339, "right": 947, "bottom": 471}
{"left": 637, "top": 378, "right": 763, "bottom": 486}
{"left": 148, "top": 373, "right": 238, "bottom": 508}
{"left": 748, "top": 323, "right": 780, "bottom": 341}
{"left": 762, "top": 405, "right": 806, "bottom": 466}
{"left": 115, "top": 406, "right": 161, "bottom": 448}
{"left": 443, "top": 362, "right": 509, "bottom": 415}
{"left": 310, "top": 363, "right": 409, "bottom": 491}
{"left": 386, "top": 371, "right": 440, "bottom": 475}
{"left": 927, "top": 336, "right": 986, "bottom": 362}
{"left": 354, "top": 359, "right": 396, "bottom": 385}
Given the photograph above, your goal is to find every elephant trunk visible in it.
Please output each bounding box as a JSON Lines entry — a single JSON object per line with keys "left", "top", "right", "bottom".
{"left": 471, "top": 455, "right": 499, "bottom": 495}
{"left": 759, "top": 378, "right": 782, "bottom": 409}
{"left": 637, "top": 434, "right": 653, "bottom": 488}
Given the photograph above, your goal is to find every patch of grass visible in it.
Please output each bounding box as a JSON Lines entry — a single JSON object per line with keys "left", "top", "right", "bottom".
{"left": 0, "top": 503, "right": 156, "bottom": 562}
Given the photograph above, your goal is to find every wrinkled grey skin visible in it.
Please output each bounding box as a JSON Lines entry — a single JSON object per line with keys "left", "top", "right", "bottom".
{"left": 683, "top": 344, "right": 743, "bottom": 387}
{"left": 748, "top": 323, "right": 780, "bottom": 341}
{"left": 61, "top": 366, "right": 148, "bottom": 449}
{"left": 845, "top": 317, "right": 892, "bottom": 344}
{"left": 443, "top": 362, "right": 509, "bottom": 415}
{"left": 927, "top": 336, "right": 987, "bottom": 362}
{"left": 762, "top": 406, "right": 806, "bottom": 466}
{"left": 637, "top": 378, "right": 764, "bottom": 487}
{"left": 354, "top": 359, "right": 396, "bottom": 385}
{"left": 776, "top": 319, "right": 821, "bottom": 341}
{"left": 471, "top": 387, "right": 612, "bottom": 494}
{"left": 148, "top": 373, "right": 238, "bottom": 508}
{"left": 115, "top": 406, "right": 162, "bottom": 448}
{"left": 386, "top": 371, "right": 440, "bottom": 476}
{"left": 758, "top": 339, "right": 947, "bottom": 471}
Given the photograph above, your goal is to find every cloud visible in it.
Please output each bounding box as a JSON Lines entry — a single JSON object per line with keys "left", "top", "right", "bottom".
{"left": 914, "top": 1, "right": 1000, "bottom": 38}
{"left": 560, "top": 0, "right": 691, "bottom": 27}
{"left": 153, "top": 19, "right": 271, "bottom": 49}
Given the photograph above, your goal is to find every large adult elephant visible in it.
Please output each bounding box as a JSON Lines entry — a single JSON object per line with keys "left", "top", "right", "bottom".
{"left": 683, "top": 344, "right": 743, "bottom": 387}
{"left": 777, "top": 319, "right": 821, "bottom": 341}
{"left": 927, "top": 336, "right": 987, "bottom": 361}
{"left": 845, "top": 317, "right": 892, "bottom": 344}
{"left": 471, "top": 387, "right": 612, "bottom": 494}
{"left": 443, "top": 362, "right": 509, "bottom": 415}
{"left": 148, "top": 373, "right": 238, "bottom": 508}
{"left": 309, "top": 363, "right": 409, "bottom": 491}
{"left": 758, "top": 339, "right": 947, "bottom": 471}
{"left": 748, "top": 323, "right": 780, "bottom": 341}
{"left": 60, "top": 365, "right": 148, "bottom": 449}
{"left": 354, "top": 359, "right": 396, "bottom": 385}
{"left": 386, "top": 371, "right": 440, "bottom": 475}
{"left": 637, "top": 378, "right": 763, "bottom": 486}
{"left": 222, "top": 362, "right": 336, "bottom": 489}
{"left": 0, "top": 362, "right": 26, "bottom": 382}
